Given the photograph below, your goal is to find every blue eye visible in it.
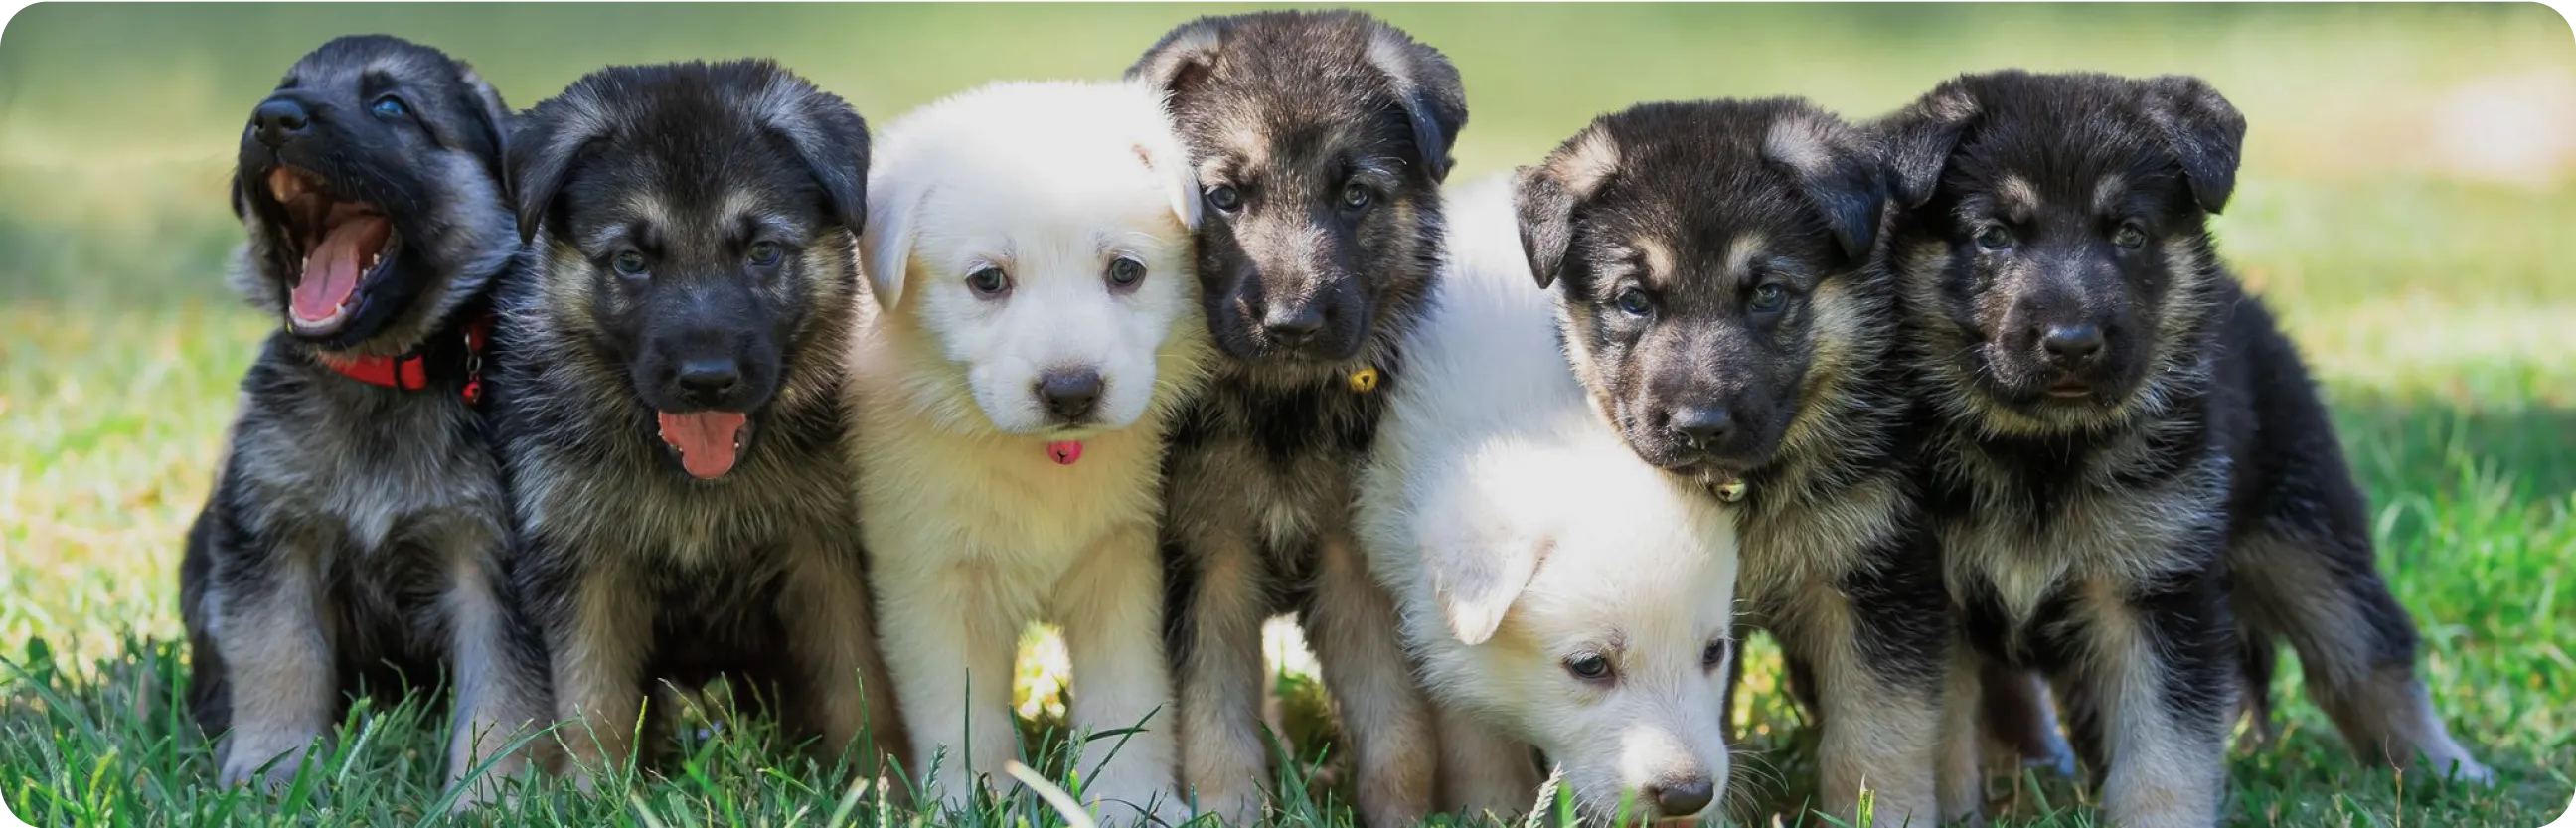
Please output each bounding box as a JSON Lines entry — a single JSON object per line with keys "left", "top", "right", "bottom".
{"left": 371, "top": 96, "right": 409, "bottom": 119}
{"left": 747, "top": 242, "right": 783, "bottom": 266}
{"left": 1615, "top": 287, "right": 1653, "bottom": 317}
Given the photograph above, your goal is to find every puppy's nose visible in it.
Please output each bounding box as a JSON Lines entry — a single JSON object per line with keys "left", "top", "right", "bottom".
{"left": 675, "top": 358, "right": 741, "bottom": 404}
{"left": 1645, "top": 775, "right": 1714, "bottom": 817}
{"left": 1038, "top": 369, "right": 1103, "bottom": 422}
{"left": 253, "top": 98, "right": 311, "bottom": 148}
{"left": 2040, "top": 324, "right": 2106, "bottom": 365}
{"left": 1668, "top": 407, "right": 1735, "bottom": 450}
{"left": 1263, "top": 303, "right": 1325, "bottom": 346}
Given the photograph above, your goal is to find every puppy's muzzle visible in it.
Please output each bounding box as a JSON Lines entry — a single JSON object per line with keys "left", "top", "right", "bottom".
{"left": 1036, "top": 368, "right": 1104, "bottom": 424}
{"left": 1643, "top": 772, "right": 1715, "bottom": 818}
{"left": 253, "top": 96, "right": 312, "bottom": 149}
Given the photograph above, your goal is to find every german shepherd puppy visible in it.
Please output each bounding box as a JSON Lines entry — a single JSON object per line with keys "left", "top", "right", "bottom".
{"left": 180, "top": 35, "right": 545, "bottom": 799}
{"left": 1127, "top": 12, "right": 1465, "bottom": 825}
{"left": 1879, "top": 70, "right": 2490, "bottom": 826}
{"left": 1514, "top": 99, "right": 1951, "bottom": 825}
{"left": 491, "top": 59, "right": 902, "bottom": 783}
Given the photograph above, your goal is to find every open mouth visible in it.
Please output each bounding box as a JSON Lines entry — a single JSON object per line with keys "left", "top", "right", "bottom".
{"left": 656, "top": 411, "right": 751, "bottom": 479}
{"left": 266, "top": 166, "right": 400, "bottom": 338}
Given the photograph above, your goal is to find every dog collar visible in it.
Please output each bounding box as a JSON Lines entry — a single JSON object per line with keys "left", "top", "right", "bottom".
{"left": 313, "top": 313, "right": 493, "bottom": 405}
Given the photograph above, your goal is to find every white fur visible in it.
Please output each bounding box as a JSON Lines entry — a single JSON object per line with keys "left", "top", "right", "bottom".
{"left": 1356, "top": 176, "right": 1742, "bottom": 820}
{"left": 847, "top": 80, "right": 1208, "bottom": 822}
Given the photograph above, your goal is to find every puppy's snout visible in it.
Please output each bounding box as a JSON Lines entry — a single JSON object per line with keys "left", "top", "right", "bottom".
{"left": 1644, "top": 773, "right": 1715, "bottom": 817}
{"left": 1262, "top": 302, "right": 1326, "bottom": 346}
{"left": 253, "top": 97, "right": 311, "bottom": 148}
{"left": 1665, "top": 407, "right": 1735, "bottom": 451}
{"left": 1037, "top": 369, "right": 1104, "bottom": 422}
{"left": 2039, "top": 323, "right": 2106, "bottom": 367}
{"left": 675, "top": 358, "right": 742, "bottom": 405}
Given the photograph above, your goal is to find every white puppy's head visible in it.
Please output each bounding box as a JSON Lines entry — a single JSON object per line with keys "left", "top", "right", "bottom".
{"left": 864, "top": 81, "right": 1202, "bottom": 437}
{"left": 1414, "top": 430, "right": 1740, "bottom": 823}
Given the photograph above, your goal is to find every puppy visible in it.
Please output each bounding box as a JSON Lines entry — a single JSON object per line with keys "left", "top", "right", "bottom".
{"left": 1515, "top": 99, "right": 1950, "bottom": 824}
{"left": 1126, "top": 11, "right": 1466, "bottom": 825}
{"left": 1878, "top": 70, "right": 2491, "bottom": 827}
{"left": 180, "top": 34, "right": 545, "bottom": 799}
{"left": 848, "top": 81, "right": 1208, "bottom": 820}
{"left": 1357, "top": 175, "right": 1738, "bottom": 823}
{"left": 491, "top": 59, "right": 902, "bottom": 784}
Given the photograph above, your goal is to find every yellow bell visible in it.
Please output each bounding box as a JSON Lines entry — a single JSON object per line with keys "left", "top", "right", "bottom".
{"left": 1713, "top": 477, "right": 1749, "bottom": 503}
{"left": 1348, "top": 367, "right": 1380, "bottom": 394}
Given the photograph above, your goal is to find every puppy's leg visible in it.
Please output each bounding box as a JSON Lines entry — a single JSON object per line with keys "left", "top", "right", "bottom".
{"left": 1436, "top": 700, "right": 1542, "bottom": 819}
{"left": 777, "top": 538, "right": 910, "bottom": 776}
{"left": 1303, "top": 532, "right": 1434, "bottom": 828}
{"left": 209, "top": 534, "right": 336, "bottom": 790}
{"left": 541, "top": 554, "right": 653, "bottom": 791}
{"left": 440, "top": 527, "right": 550, "bottom": 808}
{"left": 1797, "top": 576, "right": 1945, "bottom": 826}
{"left": 877, "top": 551, "right": 1022, "bottom": 811}
{"left": 2065, "top": 576, "right": 2234, "bottom": 828}
{"left": 2234, "top": 532, "right": 2489, "bottom": 782}
{"left": 1169, "top": 532, "right": 1276, "bottom": 825}
{"left": 1055, "top": 523, "right": 1182, "bottom": 822}
{"left": 1936, "top": 640, "right": 1987, "bottom": 824}
{"left": 1979, "top": 660, "right": 2077, "bottom": 779}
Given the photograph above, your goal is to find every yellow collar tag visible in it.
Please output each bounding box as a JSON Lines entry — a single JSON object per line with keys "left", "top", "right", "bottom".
{"left": 1347, "top": 367, "right": 1380, "bottom": 394}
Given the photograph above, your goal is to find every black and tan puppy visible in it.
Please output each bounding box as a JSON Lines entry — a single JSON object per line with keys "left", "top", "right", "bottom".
{"left": 1515, "top": 98, "right": 1951, "bottom": 825}
{"left": 1127, "top": 11, "right": 1465, "bottom": 825}
{"left": 180, "top": 34, "right": 545, "bottom": 799}
{"left": 1879, "top": 70, "right": 2489, "bottom": 827}
{"left": 490, "top": 59, "right": 903, "bottom": 783}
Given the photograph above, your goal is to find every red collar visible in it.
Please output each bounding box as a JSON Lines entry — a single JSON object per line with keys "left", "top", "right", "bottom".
{"left": 313, "top": 314, "right": 493, "bottom": 405}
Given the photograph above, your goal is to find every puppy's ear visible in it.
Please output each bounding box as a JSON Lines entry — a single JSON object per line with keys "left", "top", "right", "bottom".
{"left": 1127, "top": 17, "right": 1227, "bottom": 104}
{"left": 2143, "top": 75, "right": 2246, "bottom": 215}
{"left": 1363, "top": 22, "right": 1470, "bottom": 184}
{"left": 507, "top": 94, "right": 602, "bottom": 247}
{"left": 762, "top": 86, "right": 873, "bottom": 234}
{"left": 1136, "top": 97, "right": 1205, "bottom": 231}
{"left": 1428, "top": 533, "right": 1549, "bottom": 647}
{"left": 1762, "top": 107, "right": 1889, "bottom": 263}
{"left": 1515, "top": 126, "right": 1615, "bottom": 289}
{"left": 1877, "top": 80, "right": 1980, "bottom": 210}
{"left": 858, "top": 175, "right": 915, "bottom": 310}
{"left": 454, "top": 65, "right": 514, "bottom": 200}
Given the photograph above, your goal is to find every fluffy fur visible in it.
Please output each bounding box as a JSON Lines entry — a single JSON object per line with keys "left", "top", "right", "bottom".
{"left": 1880, "top": 70, "right": 2489, "bottom": 828}
{"left": 1126, "top": 11, "right": 1467, "bottom": 825}
{"left": 490, "top": 59, "right": 903, "bottom": 785}
{"left": 847, "top": 81, "right": 1209, "bottom": 821}
{"left": 1357, "top": 175, "right": 1740, "bottom": 823}
{"left": 1515, "top": 99, "right": 1950, "bottom": 824}
{"left": 179, "top": 34, "right": 543, "bottom": 803}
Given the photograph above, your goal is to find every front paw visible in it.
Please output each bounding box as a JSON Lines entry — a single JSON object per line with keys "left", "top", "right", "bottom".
{"left": 218, "top": 737, "right": 316, "bottom": 792}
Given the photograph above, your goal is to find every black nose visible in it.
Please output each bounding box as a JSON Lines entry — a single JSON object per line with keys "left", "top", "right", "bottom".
{"left": 675, "top": 359, "right": 741, "bottom": 404}
{"left": 1038, "top": 369, "right": 1103, "bottom": 422}
{"left": 1668, "top": 407, "right": 1735, "bottom": 450}
{"left": 1263, "top": 303, "right": 1325, "bottom": 346}
{"left": 1645, "top": 775, "right": 1714, "bottom": 817}
{"left": 2041, "top": 324, "right": 2106, "bottom": 365}
{"left": 253, "top": 98, "right": 310, "bottom": 148}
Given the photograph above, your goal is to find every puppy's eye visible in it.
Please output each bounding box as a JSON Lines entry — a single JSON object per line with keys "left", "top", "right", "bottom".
{"left": 1614, "top": 287, "right": 1654, "bottom": 317}
{"left": 1206, "top": 185, "right": 1242, "bottom": 212}
{"left": 2112, "top": 222, "right": 2147, "bottom": 250}
{"left": 611, "top": 250, "right": 648, "bottom": 278}
{"left": 1748, "top": 283, "right": 1787, "bottom": 314}
{"left": 966, "top": 265, "right": 1011, "bottom": 297}
{"left": 371, "top": 95, "right": 409, "bottom": 119}
{"left": 1341, "top": 182, "right": 1372, "bottom": 211}
{"left": 1974, "top": 226, "right": 2013, "bottom": 251}
{"left": 1106, "top": 256, "right": 1146, "bottom": 287}
{"left": 1701, "top": 639, "right": 1730, "bottom": 669}
{"left": 1563, "top": 654, "right": 1613, "bottom": 682}
{"left": 746, "top": 242, "right": 783, "bottom": 267}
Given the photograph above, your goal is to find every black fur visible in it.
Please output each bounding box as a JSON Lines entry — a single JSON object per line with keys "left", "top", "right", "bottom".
{"left": 1516, "top": 98, "right": 1951, "bottom": 824}
{"left": 1129, "top": 11, "right": 1464, "bottom": 824}
{"left": 489, "top": 59, "right": 904, "bottom": 778}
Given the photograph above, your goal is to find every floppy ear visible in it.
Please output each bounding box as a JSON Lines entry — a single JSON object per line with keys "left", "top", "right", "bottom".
{"left": 1763, "top": 107, "right": 1890, "bottom": 263}
{"left": 858, "top": 175, "right": 915, "bottom": 310}
{"left": 1127, "top": 17, "right": 1227, "bottom": 103}
{"left": 1876, "top": 81, "right": 1980, "bottom": 210}
{"left": 1364, "top": 23, "right": 1470, "bottom": 184}
{"left": 2143, "top": 75, "right": 2246, "bottom": 215}
{"left": 1426, "top": 532, "right": 1549, "bottom": 647}
{"left": 762, "top": 87, "right": 873, "bottom": 234}
{"left": 454, "top": 65, "right": 515, "bottom": 201}
{"left": 506, "top": 94, "right": 602, "bottom": 247}
{"left": 1142, "top": 131, "right": 1205, "bottom": 232}
{"left": 1514, "top": 166, "right": 1574, "bottom": 290}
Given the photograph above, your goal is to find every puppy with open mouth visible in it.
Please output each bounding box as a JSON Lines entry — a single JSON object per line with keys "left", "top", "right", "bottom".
{"left": 489, "top": 59, "right": 905, "bottom": 786}
{"left": 180, "top": 35, "right": 544, "bottom": 805}
{"left": 847, "top": 80, "right": 1208, "bottom": 821}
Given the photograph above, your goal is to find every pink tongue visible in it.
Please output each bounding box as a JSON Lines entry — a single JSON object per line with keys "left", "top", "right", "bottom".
{"left": 1046, "top": 440, "right": 1083, "bottom": 465}
{"left": 292, "top": 213, "right": 391, "bottom": 325}
{"left": 658, "top": 412, "right": 748, "bottom": 479}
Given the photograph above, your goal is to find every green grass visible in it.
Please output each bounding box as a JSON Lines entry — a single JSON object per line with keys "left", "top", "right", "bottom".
{"left": 3, "top": 3, "right": 2574, "bottom": 826}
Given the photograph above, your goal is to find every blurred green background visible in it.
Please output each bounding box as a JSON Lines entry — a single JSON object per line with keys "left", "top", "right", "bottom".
{"left": 1, "top": 4, "right": 2571, "bottom": 825}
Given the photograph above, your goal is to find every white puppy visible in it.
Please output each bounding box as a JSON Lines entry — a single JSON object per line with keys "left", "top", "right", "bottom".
{"left": 848, "top": 81, "right": 1208, "bottom": 820}
{"left": 1356, "top": 176, "right": 1742, "bottom": 823}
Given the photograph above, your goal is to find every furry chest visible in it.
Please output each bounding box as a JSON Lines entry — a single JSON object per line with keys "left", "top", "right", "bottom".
{"left": 1940, "top": 480, "right": 2223, "bottom": 627}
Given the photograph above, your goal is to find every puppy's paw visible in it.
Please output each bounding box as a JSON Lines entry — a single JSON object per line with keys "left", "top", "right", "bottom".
{"left": 217, "top": 738, "right": 316, "bottom": 792}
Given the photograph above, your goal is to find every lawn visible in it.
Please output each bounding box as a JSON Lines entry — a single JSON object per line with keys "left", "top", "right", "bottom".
{"left": 2, "top": 3, "right": 2572, "bottom": 826}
